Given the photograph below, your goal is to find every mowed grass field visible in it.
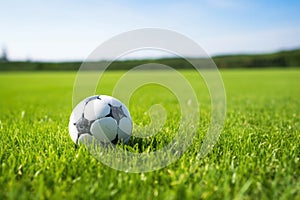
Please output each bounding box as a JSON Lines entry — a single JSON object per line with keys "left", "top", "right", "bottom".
{"left": 0, "top": 69, "right": 299, "bottom": 200}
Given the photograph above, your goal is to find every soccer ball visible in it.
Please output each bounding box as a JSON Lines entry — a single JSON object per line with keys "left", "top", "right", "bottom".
{"left": 68, "top": 95, "right": 132, "bottom": 145}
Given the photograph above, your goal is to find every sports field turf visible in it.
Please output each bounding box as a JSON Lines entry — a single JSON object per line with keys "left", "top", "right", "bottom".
{"left": 0, "top": 69, "right": 299, "bottom": 199}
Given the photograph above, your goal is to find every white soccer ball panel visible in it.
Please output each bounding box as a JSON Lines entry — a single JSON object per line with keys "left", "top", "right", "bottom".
{"left": 117, "top": 128, "right": 131, "bottom": 144}
{"left": 110, "top": 98, "right": 123, "bottom": 107}
{"left": 69, "top": 100, "right": 85, "bottom": 123}
{"left": 68, "top": 120, "right": 78, "bottom": 144}
{"left": 84, "top": 98, "right": 110, "bottom": 121}
{"left": 98, "top": 95, "right": 113, "bottom": 104}
{"left": 100, "top": 95, "right": 122, "bottom": 107}
{"left": 91, "top": 118, "right": 118, "bottom": 143}
{"left": 78, "top": 134, "right": 94, "bottom": 145}
{"left": 120, "top": 105, "right": 131, "bottom": 119}
{"left": 119, "top": 117, "right": 132, "bottom": 134}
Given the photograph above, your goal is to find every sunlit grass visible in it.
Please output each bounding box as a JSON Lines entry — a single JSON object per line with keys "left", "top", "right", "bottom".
{"left": 0, "top": 69, "right": 299, "bottom": 199}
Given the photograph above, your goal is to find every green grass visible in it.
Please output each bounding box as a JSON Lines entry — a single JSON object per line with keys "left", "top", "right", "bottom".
{"left": 0, "top": 69, "right": 299, "bottom": 199}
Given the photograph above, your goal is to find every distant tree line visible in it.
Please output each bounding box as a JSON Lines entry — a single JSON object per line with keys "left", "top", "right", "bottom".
{"left": 0, "top": 48, "right": 300, "bottom": 71}
{"left": 213, "top": 49, "right": 300, "bottom": 68}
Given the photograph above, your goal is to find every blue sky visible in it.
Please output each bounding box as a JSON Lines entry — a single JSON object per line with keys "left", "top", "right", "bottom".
{"left": 1, "top": 0, "right": 300, "bottom": 61}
